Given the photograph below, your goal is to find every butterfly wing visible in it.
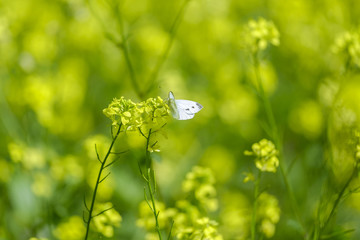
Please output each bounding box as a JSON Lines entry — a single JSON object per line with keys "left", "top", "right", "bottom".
{"left": 168, "top": 91, "right": 180, "bottom": 119}
{"left": 178, "top": 109, "right": 195, "bottom": 120}
{"left": 175, "top": 100, "right": 203, "bottom": 114}
{"left": 175, "top": 100, "right": 203, "bottom": 120}
{"left": 167, "top": 91, "right": 203, "bottom": 120}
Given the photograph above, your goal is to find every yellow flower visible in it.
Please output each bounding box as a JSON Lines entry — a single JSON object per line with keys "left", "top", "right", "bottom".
{"left": 31, "top": 172, "right": 53, "bottom": 198}
{"left": 332, "top": 31, "right": 360, "bottom": 67}
{"left": 245, "top": 139, "right": 279, "bottom": 172}
{"left": 179, "top": 217, "right": 223, "bottom": 240}
{"left": 257, "top": 192, "right": 280, "bottom": 238}
{"left": 243, "top": 172, "right": 255, "bottom": 183}
{"left": 53, "top": 216, "right": 85, "bottom": 240}
{"left": 182, "top": 166, "right": 218, "bottom": 211}
{"left": 92, "top": 202, "right": 122, "bottom": 238}
{"left": 195, "top": 185, "right": 218, "bottom": 211}
{"left": 243, "top": 18, "right": 280, "bottom": 53}
{"left": 103, "top": 96, "right": 171, "bottom": 153}
{"left": 8, "top": 142, "right": 46, "bottom": 170}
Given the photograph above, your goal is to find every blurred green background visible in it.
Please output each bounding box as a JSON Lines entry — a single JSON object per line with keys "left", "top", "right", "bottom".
{"left": 1, "top": 0, "right": 360, "bottom": 239}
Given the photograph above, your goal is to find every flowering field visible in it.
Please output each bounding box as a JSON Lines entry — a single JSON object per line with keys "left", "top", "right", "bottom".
{"left": 1, "top": 0, "right": 360, "bottom": 239}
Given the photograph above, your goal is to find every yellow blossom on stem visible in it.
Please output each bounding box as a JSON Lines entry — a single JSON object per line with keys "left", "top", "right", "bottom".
{"left": 332, "top": 31, "right": 360, "bottom": 68}
{"left": 182, "top": 166, "right": 218, "bottom": 211}
{"left": 245, "top": 139, "right": 279, "bottom": 172}
{"left": 243, "top": 18, "right": 280, "bottom": 53}
{"left": 103, "top": 96, "right": 171, "bottom": 131}
{"left": 243, "top": 172, "right": 255, "bottom": 183}
{"left": 178, "top": 217, "right": 223, "bottom": 240}
{"left": 53, "top": 216, "right": 85, "bottom": 240}
{"left": 92, "top": 202, "right": 122, "bottom": 238}
{"left": 257, "top": 192, "right": 280, "bottom": 238}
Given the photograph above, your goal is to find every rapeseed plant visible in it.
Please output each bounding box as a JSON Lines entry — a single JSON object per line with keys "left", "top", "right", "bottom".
{"left": 244, "top": 139, "right": 279, "bottom": 240}
{"left": 3, "top": 1, "right": 360, "bottom": 239}
{"left": 257, "top": 192, "right": 280, "bottom": 238}
{"left": 243, "top": 18, "right": 280, "bottom": 54}
{"left": 84, "top": 95, "right": 171, "bottom": 239}
{"left": 137, "top": 166, "right": 222, "bottom": 240}
{"left": 244, "top": 139, "right": 279, "bottom": 173}
{"left": 182, "top": 166, "right": 218, "bottom": 211}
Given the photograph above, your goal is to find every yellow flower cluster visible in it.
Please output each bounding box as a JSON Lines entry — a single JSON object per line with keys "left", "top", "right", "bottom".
{"left": 137, "top": 166, "right": 222, "bottom": 240}
{"left": 332, "top": 31, "right": 360, "bottom": 68}
{"left": 244, "top": 139, "right": 279, "bottom": 172}
{"left": 53, "top": 216, "right": 85, "bottom": 240}
{"left": 103, "top": 96, "right": 171, "bottom": 131}
{"left": 92, "top": 202, "right": 122, "bottom": 238}
{"left": 257, "top": 192, "right": 280, "bottom": 238}
{"left": 8, "top": 142, "right": 46, "bottom": 170}
{"left": 177, "top": 217, "right": 223, "bottom": 240}
{"left": 243, "top": 18, "right": 280, "bottom": 53}
{"left": 182, "top": 166, "right": 218, "bottom": 211}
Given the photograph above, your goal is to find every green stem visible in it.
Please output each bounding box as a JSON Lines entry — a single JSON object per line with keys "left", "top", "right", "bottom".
{"left": 144, "top": 0, "right": 191, "bottom": 96}
{"left": 252, "top": 52, "right": 277, "bottom": 138}
{"left": 86, "top": 0, "right": 143, "bottom": 99}
{"left": 146, "top": 169, "right": 163, "bottom": 240}
{"left": 319, "top": 167, "right": 357, "bottom": 236}
{"left": 146, "top": 129, "right": 153, "bottom": 168}
{"left": 142, "top": 129, "right": 163, "bottom": 240}
{"left": 116, "top": 10, "right": 143, "bottom": 99}
{"left": 251, "top": 170, "right": 262, "bottom": 240}
{"left": 313, "top": 53, "right": 355, "bottom": 240}
{"left": 252, "top": 51, "right": 305, "bottom": 231}
{"left": 84, "top": 123, "right": 122, "bottom": 240}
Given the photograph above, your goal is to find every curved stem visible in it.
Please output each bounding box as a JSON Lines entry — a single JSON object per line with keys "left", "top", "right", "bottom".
{"left": 319, "top": 167, "right": 357, "bottom": 236}
{"left": 144, "top": 0, "right": 191, "bottom": 96}
{"left": 84, "top": 124, "right": 122, "bottom": 240}
{"left": 87, "top": 0, "right": 143, "bottom": 99}
{"left": 115, "top": 7, "right": 143, "bottom": 99}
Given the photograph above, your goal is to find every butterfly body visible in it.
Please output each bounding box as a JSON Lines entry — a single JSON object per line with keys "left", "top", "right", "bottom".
{"left": 168, "top": 91, "right": 203, "bottom": 120}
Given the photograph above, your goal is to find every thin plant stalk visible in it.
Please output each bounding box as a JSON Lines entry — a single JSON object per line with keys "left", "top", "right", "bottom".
{"left": 145, "top": 168, "right": 163, "bottom": 240}
{"left": 113, "top": 3, "right": 143, "bottom": 99}
{"left": 84, "top": 123, "right": 122, "bottom": 240}
{"left": 86, "top": 0, "right": 143, "bottom": 99}
{"left": 87, "top": 0, "right": 192, "bottom": 99}
{"left": 139, "top": 128, "right": 163, "bottom": 240}
{"left": 317, "top": 167, "right": 358, "bottom": 238}
{"left": 251, "top": 170, "right": 262, "bottom": 240}
{"left": 312, "top": 51, "right": 355, "bottom": 240}
{"left": 146, "top": 129, "right": 153, "bottom": 168}
{"left": 144, "top": 0, "right": 192, "bottom": 96}
{"left": 252, "top": 51, "right": 305, "bottom": 231}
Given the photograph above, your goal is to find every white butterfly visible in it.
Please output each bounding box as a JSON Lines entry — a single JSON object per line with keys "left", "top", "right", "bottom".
{"left": 168, "top": 91, "right": 203, "bottom": 120}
